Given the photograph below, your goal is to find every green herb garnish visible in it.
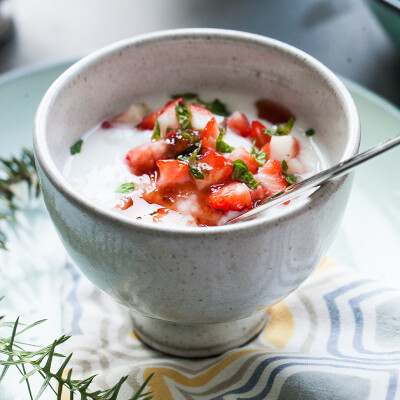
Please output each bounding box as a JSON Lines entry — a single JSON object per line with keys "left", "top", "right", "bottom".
{"left": 179, "top": 130, "right": 200, "bottom": 144}
{"left": 175, "top": 102, "right": 192, "bottom": 130}
{"left": 251, "top": 142, "right": 266, "bottom": 166}
{"left": 176, "top": 154, "right": 190, "bottom": 162}
{"left": 281, "top": 159, "right": 297, "bottom": 185}
{"left": 0, "top": 150, "right": 40, "bottom": 250}
{"left": 201, "top": 98, "right": 230, "bottom": 117}
{"left": 0, "top": 152, "right": 156, "bottom": 398}
{"left": 189, "top": 166, "right": 204, "bottom": 179}
{"left": 176, "top": 141, "right": 204, "bottom": 178}
{"left": 116, "top": 182, "right": 135, "bottom": 194}
{"left": 231, "top": 159, "right": 260, "bottom": 190}
{"left": 0, "top": 297, "right": 154, "bottom": 399}
{"left": 188, "top": 142, "right": 204, "bottom": 179}
{"left": 269, "top": 189, "right": 286, "bottom": 199}
{"left": 285, "top": 173, "right": 297, "bottom": 185}
{"left": 70, "top": 139, "right": 83, "bottom": 155}
{"left": 151, "top": 114, "right": 161, "bottom": 140}
{"left": 264, "top": 117, "right": 294, "bottom": 137}
{"left": 216, "top": 129, "right": 235, "bottom": 153}
{"left": 171, "top": 93, "right": 230, "bottom": 117}
{"left": 171, "top": 92, "right": 198, "bottom": 100}
{"left": 305, "top": 128, "right": 315, "bottom": 137}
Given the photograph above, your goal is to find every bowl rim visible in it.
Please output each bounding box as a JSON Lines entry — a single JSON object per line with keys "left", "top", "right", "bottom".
{"left": 375, "top": 0, "right": 400, "bottom": 14}
{"left": 33, "top": 28, "right": 360, "bottom": 236}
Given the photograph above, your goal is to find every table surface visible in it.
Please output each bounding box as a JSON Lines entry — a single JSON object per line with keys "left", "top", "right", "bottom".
{"left": 0, "top": 0, "right": 399, "bottom": 106}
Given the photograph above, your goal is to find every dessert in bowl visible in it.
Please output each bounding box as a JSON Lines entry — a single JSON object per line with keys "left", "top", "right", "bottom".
{"left": 34, "top": 29, "right": 360, "bottom": 357}
{"left": 64, "top": 91, "right": 327, "bottom": 227}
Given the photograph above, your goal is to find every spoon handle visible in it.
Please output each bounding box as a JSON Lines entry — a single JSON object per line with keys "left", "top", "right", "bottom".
{"left": 227, "top": 134, "right": 400, "bottom": 224}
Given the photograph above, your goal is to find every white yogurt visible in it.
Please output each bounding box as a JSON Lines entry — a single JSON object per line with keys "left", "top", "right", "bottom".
{"left": 63, "top": 91, "right": 327, "bottom": 227}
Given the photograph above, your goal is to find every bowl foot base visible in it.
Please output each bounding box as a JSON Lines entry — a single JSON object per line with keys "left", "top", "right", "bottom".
{"left": 131, "top": 311, "right": 269, "bottom": 358}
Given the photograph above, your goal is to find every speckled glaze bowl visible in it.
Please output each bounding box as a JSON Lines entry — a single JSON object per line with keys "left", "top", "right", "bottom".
{"left": 33, "top": 29, "right": 360, "bottom": 357}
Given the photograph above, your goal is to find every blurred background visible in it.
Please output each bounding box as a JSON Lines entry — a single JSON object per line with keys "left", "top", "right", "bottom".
{"left": 0, "top": 0, "right": 399, "bottom": 105}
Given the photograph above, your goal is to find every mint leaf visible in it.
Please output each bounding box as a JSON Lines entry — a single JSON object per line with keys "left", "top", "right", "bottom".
{"left": 171, "top": 92, "right": 198, "bottom": 100}
{"left": 171, "top": 93, "right": 230, "bottom": 117}
{"left": 264, "top": 117, "right": 294, "bottom": 137}
{"left": 70, "top": 139, "right": 83, "bottom": 155}
{"left": 151, "top": 115, "right": 161, "bottom": 140}
{"left": 175, "top": 102, "right": 192, "bottom": 130}
{"left": 281, "top": 160, "right": 297, "bottom": 185}
{"left": 205, "top": 98, "right": 230, "bottom": 117}
{"left": 305, "top": 128, "right": 315, "bottom": 137}
{"left": 116, "top": 182, "right": 135, "bottom": 194}
{"left": 231, "top": 159, "right": 260, "bottom": 190}
{"left": 189, "top": 166, "right": 204, "bottom": 179}
{"left": 180, "top": 130, "right": 200, "bottom": 144}
{"left": 251, "top": 143, "right": 266, "bottom": 166}
{"left": 216, "top": 129, "right": 235, "bottom": 153}
{"left": 285, "top": 173, "right": 297, "bottom": 185}
{"left": 188, "top": 142, "right": 204, "bottom": 179}
{"left": 176, "top": 154, "right": 190, "bottom": 162}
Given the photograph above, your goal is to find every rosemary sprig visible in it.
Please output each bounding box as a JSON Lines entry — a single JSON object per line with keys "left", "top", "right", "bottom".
{"left": 0, "top": 149, "right": 40, "bottom": 250}
{"left": 0, "top": 150, "right": 154, "bottom": 398}
{"left": 0, "top": 298, "right": 153, "bottom": 399}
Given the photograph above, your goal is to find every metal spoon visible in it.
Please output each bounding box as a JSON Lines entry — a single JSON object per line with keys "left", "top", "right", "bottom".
{"left": 227, "top": 134, "right": 400, "bottom": 224}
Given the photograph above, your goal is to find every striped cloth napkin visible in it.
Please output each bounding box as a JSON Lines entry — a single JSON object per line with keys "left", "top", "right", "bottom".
{"left": 62, "top": 258, "right": 400, "bottom": 400}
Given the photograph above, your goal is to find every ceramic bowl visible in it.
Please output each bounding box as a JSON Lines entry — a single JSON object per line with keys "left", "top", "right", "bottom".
{"left": 33, "top": 29, "right": 360, "bottom": 357}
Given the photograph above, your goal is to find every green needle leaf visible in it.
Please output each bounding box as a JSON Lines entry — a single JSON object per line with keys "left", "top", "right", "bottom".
{"left": 0, "top": 296, "right": 154, "bottom": 399}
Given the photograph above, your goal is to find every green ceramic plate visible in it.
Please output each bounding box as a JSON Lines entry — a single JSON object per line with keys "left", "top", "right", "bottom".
{"left": 0, "top": 59, "right": 399, "bottom": 398}
{"left": 366, "top": 0, "right": 400, "bottom": 48}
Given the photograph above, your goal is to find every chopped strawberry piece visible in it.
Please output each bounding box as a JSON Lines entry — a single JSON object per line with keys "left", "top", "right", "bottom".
{"left": 158, "top": 99, "right": 183, "bottom": 137}
{"left": 261, "top": 142, "right": 271, "bottom": 159}
{"left": 260, "top": 158, "right": 283, "bottom": 175}
{"left": 208, "top": 182, "right": 252, "bottom": 211}
{"left": 189, "top": 104, "right": 213, "bottom": 131}
{"left": 116, "top": 197, "right": 133, "bottom": 210}
{"left": 250, "top": 184, "right": 265, "bottom": 202}
{"left": 255, "top": 158, "right": 288, "bottom": 196}
{"left": 201, "top": 118, "right": 220, "bottom": 151}
{"left": 255, "top": 98, "right": 294, "bottom": 124}
{"left": 156, "top": 160, "right": 191, "bottom": 188}
{"left": 138, "top": 98, "right": 182, "bottom": 131}
{"left": 227, "top": 111, "right": 250, "bottom": 137}
{"left": 195, "top": 150, "right": 233, "bottom": 191}
{"left": 114, "top": 103, "right": 150, "bottom": 125}
{"left": 139, "top": 112, "right": 157, "bottom": 130}
{"left": 165, "top": 130, "right": 200, "bottom": 158}
{"left": 126, "top": 141, "right": 168, "bottom": 175}
{"left": 152, "top": 208, "right": 170, "bottom": 222}
{"left": 250, "top": 120, "right": 270, "bottom": 148}
{"left": 269, "top": 136, "right": 299, "bottom": 162}
{"left": 101, "top": 120, "right": 112, "bottom": 129}
{"left": 228, "top": 146, "right": 260, "bottom": 174}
